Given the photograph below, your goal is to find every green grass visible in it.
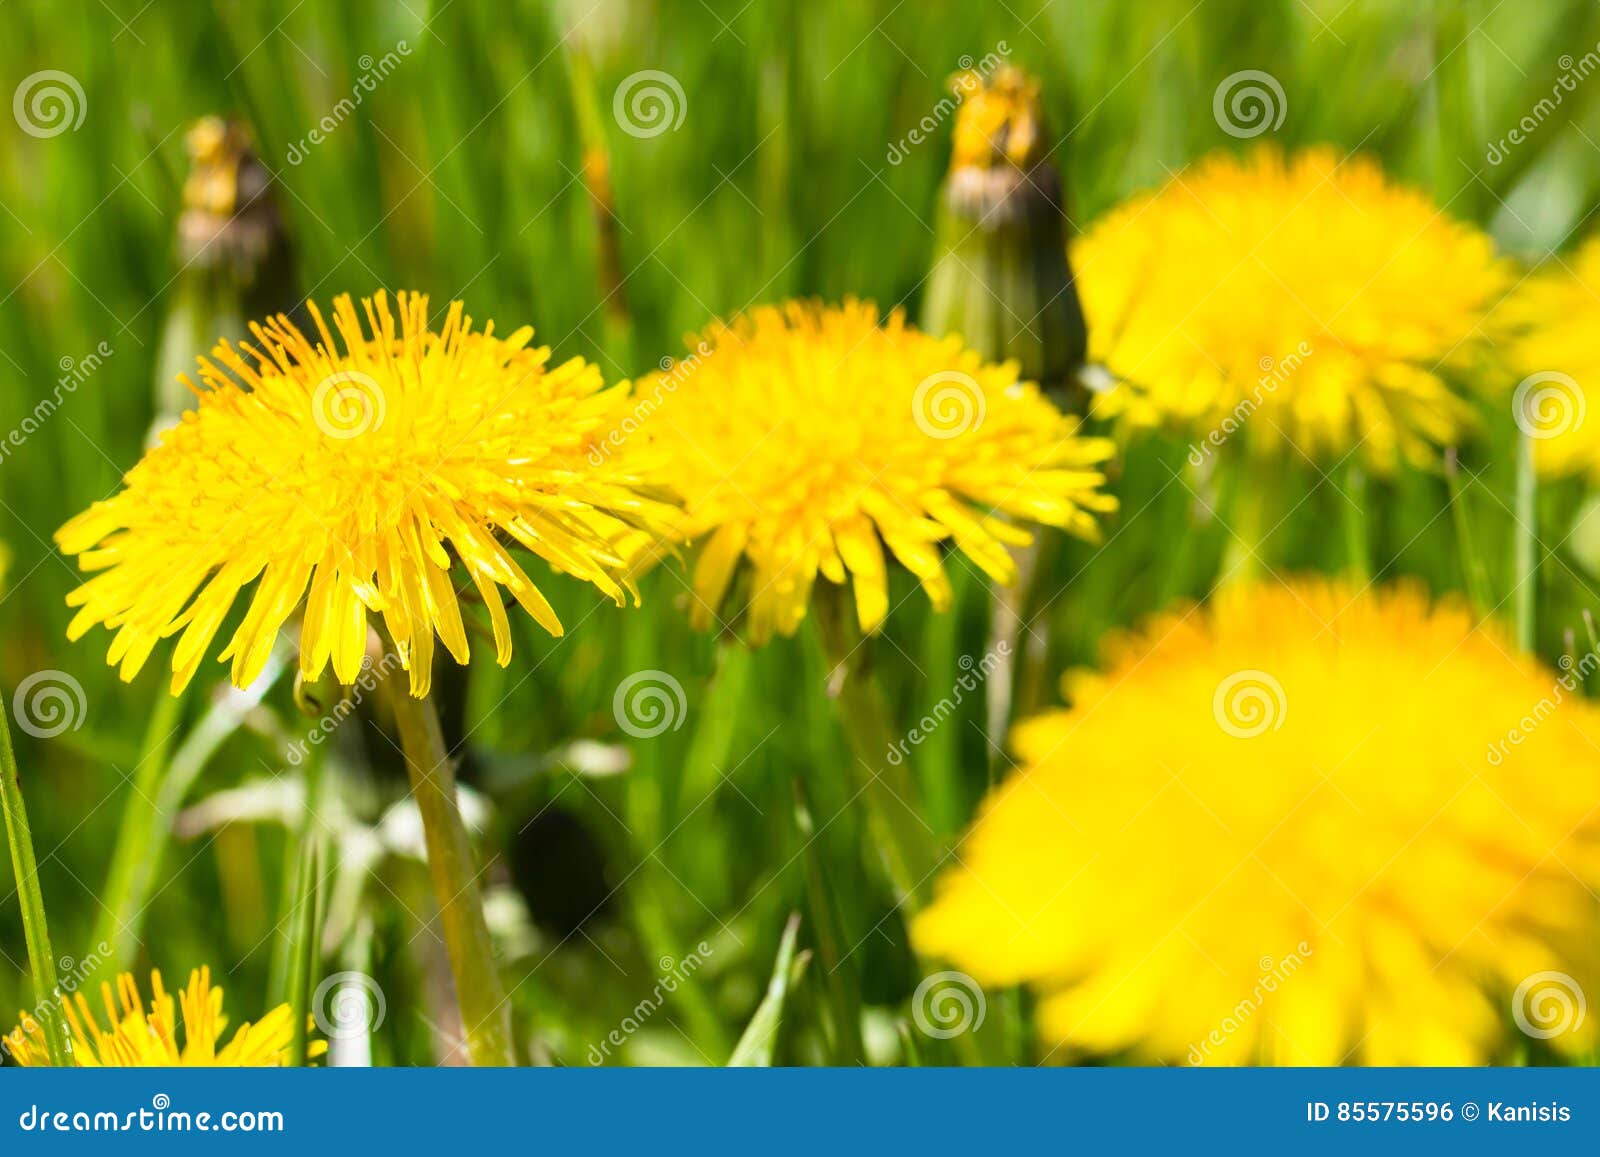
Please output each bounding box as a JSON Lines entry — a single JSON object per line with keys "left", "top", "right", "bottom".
{"left": 3, "top": 0, "right": 1600, "bottom": 1066}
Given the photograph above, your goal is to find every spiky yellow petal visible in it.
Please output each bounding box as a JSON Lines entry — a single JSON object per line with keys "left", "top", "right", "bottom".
{"left": 1076, "top": 148, "right": 1512, "bottom": 468}
{"left": 636, "top": 299, "right": 1115, "bottom": 640}
{"left": 55, "top": 291, "right": 678, "bottom": 696}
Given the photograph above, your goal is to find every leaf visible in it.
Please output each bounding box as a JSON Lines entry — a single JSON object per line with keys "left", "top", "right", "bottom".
{"left": 726, "top": 912, "right": 804, "bottom": 1067}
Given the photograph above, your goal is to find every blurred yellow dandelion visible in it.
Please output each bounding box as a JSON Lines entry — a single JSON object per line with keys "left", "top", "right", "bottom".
{"left": 56, "top": 291, "right": 678, "bottom": 697}
{"left": 1497, "top": 236, "right": 1600, "bottom": 479}
{"left": 638, "top": 300, "right": 1116, "bottom": 641}
{"left": 915, "top": 579, "right": 1600, "bottom": 1065}
{"left": 5, "top": 967, "right": 323, "bottom": 1067}
{"left": 1076, "top": 147, "right": 1511, "bottom": 467}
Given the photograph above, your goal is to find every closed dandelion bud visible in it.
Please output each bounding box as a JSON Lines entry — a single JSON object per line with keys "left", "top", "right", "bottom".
{"left": 151, "top": 117, "right": 296, "bottom": 435}
{"left": 921, "top": 66, "right": 1087, "bottom": 396}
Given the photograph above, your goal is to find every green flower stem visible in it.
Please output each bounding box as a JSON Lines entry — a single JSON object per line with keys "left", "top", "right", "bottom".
{"left": 1514, "top": 429, "right": 1537, "bottom": 652}
{"left": 0, "top": 700, "right": 70, "bottom": 1066}
{"left": 812, "top": 583, "right": 938, "bottom": 909}
{"left": 1221, "top": 460, "right": 1269, "bottom": 584}
{"left": 1342, "top": 460, "right": 1370, "bottom": 583}
{"left": 379, "top": 667, "right": 516, "bottom": 1067}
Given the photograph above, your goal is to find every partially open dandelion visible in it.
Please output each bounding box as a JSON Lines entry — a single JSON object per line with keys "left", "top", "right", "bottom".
{"left": 639, "top": 299, "right": 1116, "bottom": 642}
{"left": 1496, "top": 236, "right": 1600, "bottom": 479}
{"left": 58, "top": 290, "right": 677, "bottom": 698}
{"left": 5, "top": 967, "right": 322, "bottom": 1066}
{"left": 1077, "top": 148, "right": 1511, "bottom": 467}
{"left": 915, "top": 579, "right": 1600, "bottom": 1064}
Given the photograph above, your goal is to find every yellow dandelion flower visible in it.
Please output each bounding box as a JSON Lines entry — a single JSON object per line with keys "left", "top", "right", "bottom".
{"left": 915, "top": 580, "right": 1600, "bottom": 1065}
{"left": 5, "top": 967, "right": 324, "bottom": 1067}
{"left": 1077, "top": 147, "right": 1512, "bottom": 467}
{"left": 1496, "top": 236, "right": 1600, "bottom": 479}
{"left": 638, "top": 300, "right": 1116, "bottom": 641}
{"left": 56, "top": 291, "right": 678, "bottom": 697}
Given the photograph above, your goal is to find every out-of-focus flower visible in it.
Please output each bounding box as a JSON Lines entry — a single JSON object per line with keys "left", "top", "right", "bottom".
{"left": 57, "top": 291, "right": 678, "bottom": 697}
{"left": 1496, "top": 236, "right": 1600, "bottom": 479}
{"left": 922, "top": 66, "right": 1087, "bottom": 392}
{"left": 916, "top": 579, "right": 1600, "bottom": 1064}
{"left": 5, "top": 967, "right": 323, "bottom": 1066}
{"left": 153, "top": 117, "right": 297, "bottom": 433}
{"left": 638, "top": 300, "right": 1116, "bottom": 641}
{"left": 1077, "top": 148, "right": 1511, "bottom": 467}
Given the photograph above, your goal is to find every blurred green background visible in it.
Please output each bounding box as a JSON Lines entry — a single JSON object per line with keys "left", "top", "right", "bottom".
{"left": 4, "top": 0, "right": 1600, "bottom": 1065}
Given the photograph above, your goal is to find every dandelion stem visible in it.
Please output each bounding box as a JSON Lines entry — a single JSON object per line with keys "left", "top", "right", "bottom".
{"left": 1342, "top": 460, "right": 1370, "bottom": 582}
{"left": 812, "top": 583, "right": 938, "bottom": 908}
{"left": 1515, "top": 429, "right": 1538, "bottom": 651}
{"left": 379, "top": 666, "right": 516, "bottom": 1067}
{"left": 0, "top": 698, "right": 70, "bottom": 1066}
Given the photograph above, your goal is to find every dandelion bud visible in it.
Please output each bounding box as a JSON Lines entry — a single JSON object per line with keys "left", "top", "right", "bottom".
{"left": 921, "top": 66, "right": 1087, "bottom": 396}
{"left": 151, "top": 117, "right": 296, "bottom": 435}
